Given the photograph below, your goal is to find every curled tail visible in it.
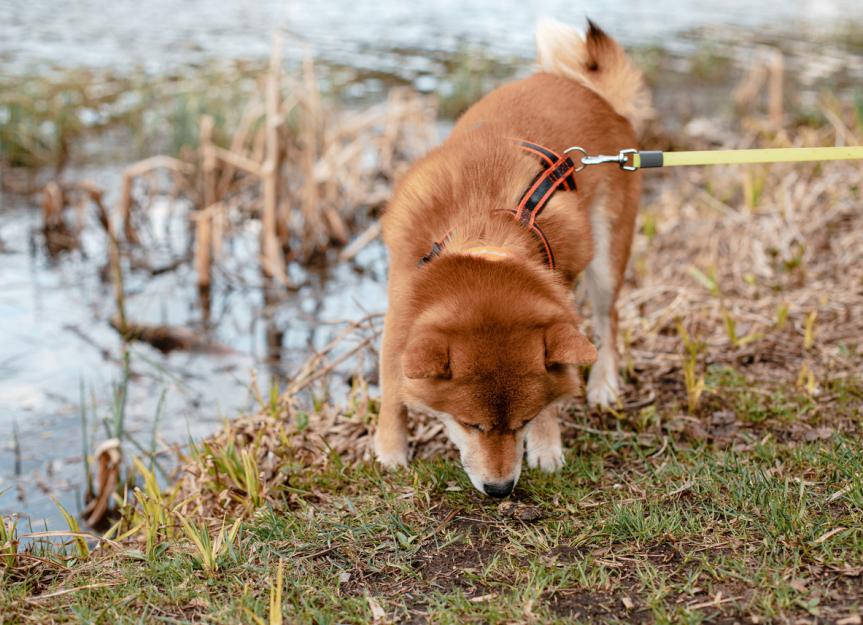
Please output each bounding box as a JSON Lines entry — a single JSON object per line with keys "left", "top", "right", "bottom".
{"left": 536, "top": 18, "right": 653, "bottom": 133}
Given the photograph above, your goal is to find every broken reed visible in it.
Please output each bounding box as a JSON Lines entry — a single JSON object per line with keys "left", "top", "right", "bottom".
{"left": 110, "top": 39, "right": 434, "bottom": 292}
{"left": 38, "top": 40, "right": 434, "bottom": 309}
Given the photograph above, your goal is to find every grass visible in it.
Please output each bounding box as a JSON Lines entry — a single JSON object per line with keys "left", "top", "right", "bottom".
{"left": 0, "top": 65, "right": 262, "bottom": 172}
{"left": 1, "top": 374, "right": 861, "bottom": 624}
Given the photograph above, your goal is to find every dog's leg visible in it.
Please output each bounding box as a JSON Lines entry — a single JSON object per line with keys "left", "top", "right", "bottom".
{"left": 525, "top": 403, "right": 564, "bottom": 472}
{"left": 374, "top": 313, "right": 409, "bottom": 467}
{"left": 585, "top": 191, "right": 622, "bottom": 408}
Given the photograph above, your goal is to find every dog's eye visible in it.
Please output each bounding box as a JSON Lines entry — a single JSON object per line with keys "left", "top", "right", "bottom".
{"left": 461, "top": 421, "right": 484, "bottom": 432}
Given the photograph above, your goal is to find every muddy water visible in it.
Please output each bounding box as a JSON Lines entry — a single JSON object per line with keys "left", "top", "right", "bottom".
{"left": 2, "top": 0, "right": 863, "bottom": 528}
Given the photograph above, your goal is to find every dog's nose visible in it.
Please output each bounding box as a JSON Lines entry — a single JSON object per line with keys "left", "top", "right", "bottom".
{"left": 483, "top": 480, "right": 514, "bottom": 498}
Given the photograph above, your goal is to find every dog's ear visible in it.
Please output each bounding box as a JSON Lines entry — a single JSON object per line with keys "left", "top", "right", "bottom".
{"left": 403, "top": 331, "right": 451, "bottom": 379}
{"left": 545, "top": 323, "right": 597, "bottom": 368}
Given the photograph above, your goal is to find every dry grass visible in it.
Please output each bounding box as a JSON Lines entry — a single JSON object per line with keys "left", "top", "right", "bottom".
{"left": 620, "top": 123, "right": 863, "bottom": 407}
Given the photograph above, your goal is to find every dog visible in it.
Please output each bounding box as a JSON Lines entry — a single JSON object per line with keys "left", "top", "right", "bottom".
{"left": 374, "top": 19, "right": 650, "bottom": 497}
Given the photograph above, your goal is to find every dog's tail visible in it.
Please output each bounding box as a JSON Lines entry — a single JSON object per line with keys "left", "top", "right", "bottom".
{"left": 536, "top": 18, "right": 652, "bottom": 133}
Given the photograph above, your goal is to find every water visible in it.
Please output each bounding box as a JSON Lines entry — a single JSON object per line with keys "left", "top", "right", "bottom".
{"left": 2, "top": 0, "right": 861, "bottom": 77}
{"left": 0, "top": 166, "right": 389, "bottom": 527}
{"left": 1, "top": 0, "right": 862, "bottom": 528}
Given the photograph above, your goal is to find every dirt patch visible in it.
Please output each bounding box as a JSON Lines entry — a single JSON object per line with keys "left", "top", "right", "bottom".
{"left": 546, "top": 589, "right": 652, "bottom": 624}
{"left": 547, "top": 544, "right": 588, "bottom": 564}
{"left": 414, "top": 540, "right": 488, "bottom": 588}
{"left": 413, "top": 511, "right": 509, "bottom": 588}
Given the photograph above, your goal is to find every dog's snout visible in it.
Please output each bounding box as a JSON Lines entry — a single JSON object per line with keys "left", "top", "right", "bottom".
{"left": 483, "top": 480, "right": 515, "bottom": 498}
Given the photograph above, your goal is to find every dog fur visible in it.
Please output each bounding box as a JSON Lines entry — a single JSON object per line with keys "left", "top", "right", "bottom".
{"left": 374, "top": 19, "right": 649, "bottom": 497}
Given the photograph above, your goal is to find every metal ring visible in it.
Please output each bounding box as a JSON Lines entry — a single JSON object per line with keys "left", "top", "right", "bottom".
{"left": 564, "top": 146, "right": 588, "bottom": 172}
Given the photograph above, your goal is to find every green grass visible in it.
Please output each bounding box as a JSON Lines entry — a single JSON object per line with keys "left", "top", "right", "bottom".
{"left": 2, "top": 375, "right": 861, "bottom": 624}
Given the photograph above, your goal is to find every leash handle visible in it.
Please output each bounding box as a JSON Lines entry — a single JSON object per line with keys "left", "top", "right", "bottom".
{"left": 570, "top": 146, "right": 863, "bottom": 171}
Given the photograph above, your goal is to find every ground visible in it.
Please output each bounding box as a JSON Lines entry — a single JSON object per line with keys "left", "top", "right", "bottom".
{"left": 2, "top": 370, "right": 862, "bottom": 624}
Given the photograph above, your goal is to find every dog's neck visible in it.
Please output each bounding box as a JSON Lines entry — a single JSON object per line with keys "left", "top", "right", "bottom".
{"left": 437, "top": 217, "right": 551, "bottom": 270}
{"left": 449, "top": 240, "right": 520, "bottom": 264}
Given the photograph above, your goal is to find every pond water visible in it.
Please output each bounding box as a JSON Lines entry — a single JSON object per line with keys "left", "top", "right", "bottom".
{"left": 0, "top": 166, "right": 390, "bottom": 527}
{"left": 2, "top": 0, "right": 862, "bottom": 76}
{"left": 1, "top": 0, "right": 862, "bottom": 528}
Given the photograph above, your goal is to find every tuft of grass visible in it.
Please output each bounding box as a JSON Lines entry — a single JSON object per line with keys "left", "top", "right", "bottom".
{"left": 775, "top": 302, "right": 790, "bottom": 329}
{"left": 722, "top": 308, "right": 763, "bottom": 348}
{"left": 688, "top": 265, "right": 721, "bottom": 298}
{"left": 803, "top": 310, "right": 818, "bottom": 349}
{"left": 0, "top": 516, "right": 19, "bottom": 569}
{"left": 175, "top": 513, "right": 242, "bottom": 576}
{"left": 241, "top": 449, "right": 264, "bottom": 509}
{"left": 52, "top": 499, "right": 90, "bottom": 560}
{"left": 127, "top": 457, "right": 173, "bottom": 559}
{"left": 677, "top": 320, "right": 706, "bottom": 414}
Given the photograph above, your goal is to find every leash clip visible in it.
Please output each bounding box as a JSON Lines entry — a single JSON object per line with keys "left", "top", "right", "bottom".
{"left": 617, "top": 148, "right": 638, "bottom": 171}
{"left": 565, "top": 147, "right": 639, "bottom": 171}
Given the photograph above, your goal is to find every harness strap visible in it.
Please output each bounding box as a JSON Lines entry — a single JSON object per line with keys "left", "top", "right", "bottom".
{"left": 514, "top": 150, "right": 576, "bottom": 227}
{"left": 493, "top": 209, "right": 557, "bottom": 271}
{"left": 517, "top": 141, "right": 577, "bottom": 191}
{"left": 417, "top": 140, "right": 575, "bottom": 271}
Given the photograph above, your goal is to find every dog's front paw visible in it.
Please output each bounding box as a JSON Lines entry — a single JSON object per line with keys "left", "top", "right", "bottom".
{"left": 526, "top": 439, "right": 564, "bottom": 472}
{"left": 374, "top": 432, "right": 409, "bottom": 469}
{"left": 525, "top": 414, "right": 564, "bottom": 473}
{"left": 587, "top": 352, "right": 620, "bottom": 408}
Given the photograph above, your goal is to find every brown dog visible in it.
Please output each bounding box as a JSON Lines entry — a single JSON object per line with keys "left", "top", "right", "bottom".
{"left": 374, "top": 19, "right": 650, "bottom": 497}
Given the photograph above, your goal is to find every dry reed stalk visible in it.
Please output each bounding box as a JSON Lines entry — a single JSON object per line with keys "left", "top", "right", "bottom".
{"left": 211, "top": 202, "right": 225, "bottom": 261}
{"left": 339, "top": 222, "right": 381, "bottom": 262}
{"left": 195, "top": 116, "right": 218, "bottom": 289}
{"left": 194, "top": 208, "right": 213, "bottom": 289}
{"left": 41, "top": 181, "right": 64, "bottom": 228}
{"left": 200, "top": 116, "right": 217, "bottom": 209}
{"left": 378, "top": 89, "right": 404, "bottom": 176}
{"left": 216, "top": 99, "right": 264, "bottom": 197}
{"left": 212, "top": 146, "right": 262, "bottom": 177}
{"left": 300, "top": 54, "right": 324, "bottom": 250}
{"left": 734, "top": 58, "right": 765, "bottom": 112}
{"left": 261, "top": 35, "right": 289, "bottom": 284}
{"left": 118, "top": 155, "right": 194, "bottom": 244}
{"left": 251, "top": 122, "right": 267, "bottom": 165}
{"left": 768, "top": 50, "right": 784, "bottom": 130}
{"left": 820, "top": 101, "right": 858, "bottom": 147}
{"left": 733, "top": 47, "right": 785, "bottom": 132}
{"left": 81, "top": 183, "right": 128, "bottom": 336}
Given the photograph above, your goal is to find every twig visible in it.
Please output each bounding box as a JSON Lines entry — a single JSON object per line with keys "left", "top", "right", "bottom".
{"left": 26, "top": 581, "right": 121, "bottom": 603}
{"left": 339, "top": 222, "right": 381, "bottom": 262}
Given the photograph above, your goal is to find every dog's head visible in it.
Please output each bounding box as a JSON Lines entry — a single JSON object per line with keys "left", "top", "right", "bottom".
{"left": 401, "top": 257, "right": 596, "bottom": 497}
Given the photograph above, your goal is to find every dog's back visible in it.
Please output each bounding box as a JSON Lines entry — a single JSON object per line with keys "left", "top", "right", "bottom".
{"left": 383, "top": 20, "right": 646, "bottom": 285}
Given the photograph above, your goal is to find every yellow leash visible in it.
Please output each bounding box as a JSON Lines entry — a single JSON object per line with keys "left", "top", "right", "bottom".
{"left": 569, "top": 145, "right": 863, "bottom": 171}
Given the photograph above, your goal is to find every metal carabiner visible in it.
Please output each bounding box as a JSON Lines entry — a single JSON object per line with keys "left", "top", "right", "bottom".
{"left": 564, "top": 147, "right": 639, "bottom": 171}
{"left": 564, "top": 146, "right": 589, "bottom": 172}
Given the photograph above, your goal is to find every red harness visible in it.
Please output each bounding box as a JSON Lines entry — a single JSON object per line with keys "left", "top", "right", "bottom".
{"left": 418, "top": 140, "right": 577, "bottom": 271}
